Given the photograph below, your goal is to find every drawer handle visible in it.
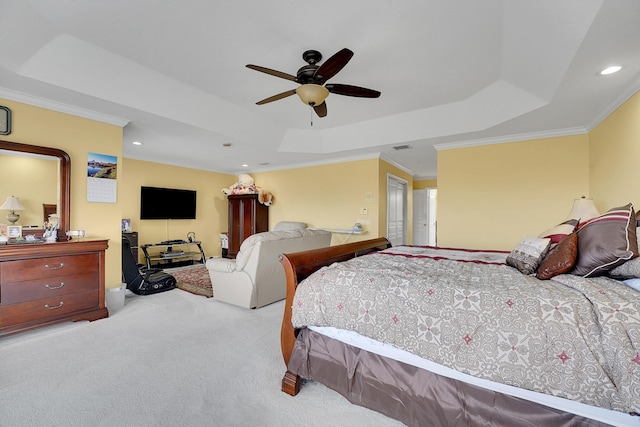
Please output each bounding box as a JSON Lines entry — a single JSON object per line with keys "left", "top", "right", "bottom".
{"left": 44, "top": 263, "right": 65, "bottom": 270}
{"left": 45, "top": 282, "right": 65, "bottom": 290}
{"left": 45, "top": 302, "right": 64, "bottom": 309}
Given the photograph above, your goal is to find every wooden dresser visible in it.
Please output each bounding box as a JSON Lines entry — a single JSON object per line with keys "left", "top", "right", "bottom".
{"left": 227, "top": 194, "right": 269, "bottom": 258}
{"left": 0, "top": 240, "right": 109, "bottom": 337}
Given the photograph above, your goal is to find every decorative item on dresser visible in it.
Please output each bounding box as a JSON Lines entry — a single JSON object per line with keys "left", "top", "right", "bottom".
{"left": 0, "top": 196, "right": 25, "bottom": 224}
{"left": 0, "top": 239, "right": 109, "bottom": 337}
{"left": 226, "top": 194, "right": 268, "bottom": 259}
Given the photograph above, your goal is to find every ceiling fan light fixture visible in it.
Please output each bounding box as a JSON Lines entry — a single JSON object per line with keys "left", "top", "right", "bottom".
{"left": 296, "top": 84, "right": 329, "bottom": 106}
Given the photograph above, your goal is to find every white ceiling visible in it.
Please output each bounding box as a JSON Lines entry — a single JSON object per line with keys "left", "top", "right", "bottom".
{"left": 1, "top": 0, "right": 639, "bottom": 179}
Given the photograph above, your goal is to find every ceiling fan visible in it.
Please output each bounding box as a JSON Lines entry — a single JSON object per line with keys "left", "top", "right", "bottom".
{"left": 246, "top": 48, "right": 381, "bottom": 118}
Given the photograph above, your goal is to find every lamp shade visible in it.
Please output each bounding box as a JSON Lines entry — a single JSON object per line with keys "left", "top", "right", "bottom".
{"left": 0, "top": 196, "right": 24, "bottom": 211}
{"left": 296, "top": 84, "right": 329, "bottom": 106}
{"left": 565, "top": 197, "right": 599, "bottom": 222}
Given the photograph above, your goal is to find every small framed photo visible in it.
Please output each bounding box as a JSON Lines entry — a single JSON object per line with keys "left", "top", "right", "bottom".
{"left": 121, "top": 218, "right": 131, "bottom": 232}
{"left": 0, "top": 223, "right": 6, "bottom": 237}
{"left": 7, "top": 225, "right": 22, "bottom": 238}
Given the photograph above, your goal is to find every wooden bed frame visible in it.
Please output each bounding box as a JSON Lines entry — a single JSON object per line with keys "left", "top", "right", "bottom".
{"left": 278, "top": 237, "right": 392, "bottom": 395}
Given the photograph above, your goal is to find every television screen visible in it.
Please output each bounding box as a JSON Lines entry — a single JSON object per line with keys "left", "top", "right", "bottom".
{"left": 140, "top": 186, "right": 197, "bottom": 220}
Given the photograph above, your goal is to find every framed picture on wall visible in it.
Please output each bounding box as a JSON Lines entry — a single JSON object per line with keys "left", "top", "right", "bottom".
{"left": 0, "top": 223, "right": 6, "bottom": 236}
{"left": 7, "top": 225, "right": 21, "bottom": 238}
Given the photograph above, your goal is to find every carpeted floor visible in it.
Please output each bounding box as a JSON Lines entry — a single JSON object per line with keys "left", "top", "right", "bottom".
{"left": 0, "top": 289, "right": 403, "bottom": 427}
{"left": 166, "top": 263, "right": 213, "bottom": 297}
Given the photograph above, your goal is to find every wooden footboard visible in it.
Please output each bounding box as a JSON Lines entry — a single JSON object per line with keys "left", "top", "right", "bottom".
{"left": 278, "top": 237, "right": 392, "bottom": 396}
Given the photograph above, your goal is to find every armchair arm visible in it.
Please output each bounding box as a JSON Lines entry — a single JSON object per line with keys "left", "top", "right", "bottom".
{"left": 206, "top": 257, "right": 237, "bottom": 273}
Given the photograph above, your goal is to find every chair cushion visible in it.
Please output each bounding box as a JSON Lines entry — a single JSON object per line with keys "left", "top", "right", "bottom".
{"left": 206, "top": 257, "right": 236, "bottom": 272}
{"left": 273, "top": 221, "right": 308, "bottom": 231}
{"left": 235, "top": 230, "right": 303, "bottom": 271}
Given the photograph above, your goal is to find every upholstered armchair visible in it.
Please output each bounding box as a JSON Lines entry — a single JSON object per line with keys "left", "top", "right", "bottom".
{"left": 206, "top": 222, "right": 331, "bottom": 308}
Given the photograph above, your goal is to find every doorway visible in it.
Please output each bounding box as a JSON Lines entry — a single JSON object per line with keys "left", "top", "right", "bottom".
{"left": 386, "top": 174, "right": 408, "bottom": 246}
{"left": 412, "top": 188, "right": 437, "bottom": 246}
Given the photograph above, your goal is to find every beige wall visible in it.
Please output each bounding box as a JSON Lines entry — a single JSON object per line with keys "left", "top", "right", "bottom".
{"left": 0, "top": 155, "right": 58, "bottom": 227}
{"left": 589, "top": 90, "right": 640, "bottom": 209}
{"left": 252, "top": 158, "right": 384, "bottom": 245}
{"left": 8, "top": 88, "right": 636, "bottom": 279}
{"left": 414, "top": 179, "right": 437, "bottom": 190}
{"left": 437, "top": 134, "right": 591, "bottom": 250}
{"left": 121, "top": 158, "right": 233, "bottom": 261}
{"left": 0, "top": 98, "right": 123, "bottom": 288}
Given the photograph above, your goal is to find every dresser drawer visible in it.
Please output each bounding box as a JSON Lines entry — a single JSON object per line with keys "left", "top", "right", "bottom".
{"left": 0, "top": 289, "right": 99, "bottom": 326}
{"left": 0, "top": 254, "right": 98, "bottom": 283}
{"left": 0, "top": 271, "right": 99, "bottom": 305}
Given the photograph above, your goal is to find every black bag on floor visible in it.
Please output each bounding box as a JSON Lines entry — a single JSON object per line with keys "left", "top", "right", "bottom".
{"left": 122, "top": 236, "right": 176, "bottom": 295}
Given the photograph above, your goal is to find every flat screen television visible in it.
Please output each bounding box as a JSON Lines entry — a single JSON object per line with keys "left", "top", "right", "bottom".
{"left": 140, "top": 186, "right": 197, "bottom": 220}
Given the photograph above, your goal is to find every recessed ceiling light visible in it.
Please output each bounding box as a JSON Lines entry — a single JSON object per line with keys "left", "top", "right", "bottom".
{"left": 600, "top": 65, "right": 622, "bottom": 75}
{"left": 242, "top": 164, "right": 249, "bottom": 168}
{"left": 223, "top": 143, "right": 232, "bottom": 147}
{"left": 132, "top": 141, "right": 143, "bottom": 146}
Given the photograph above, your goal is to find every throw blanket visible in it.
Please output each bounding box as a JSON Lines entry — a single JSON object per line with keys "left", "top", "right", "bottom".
{"left": 291, "top": 246, "right": 640, "bottom": 414}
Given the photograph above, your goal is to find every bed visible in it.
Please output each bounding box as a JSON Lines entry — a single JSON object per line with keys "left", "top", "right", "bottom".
{"left": 279, "top": 237, "right": 640, "bottom": 427}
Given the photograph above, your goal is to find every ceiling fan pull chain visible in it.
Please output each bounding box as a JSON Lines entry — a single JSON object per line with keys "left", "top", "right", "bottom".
{"left": 310, "top": 105, "right": 314, "bottom": 126}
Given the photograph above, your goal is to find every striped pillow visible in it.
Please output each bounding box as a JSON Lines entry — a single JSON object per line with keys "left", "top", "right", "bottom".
{"left": 571, "top": 203, "right": 638, "bottom": 277}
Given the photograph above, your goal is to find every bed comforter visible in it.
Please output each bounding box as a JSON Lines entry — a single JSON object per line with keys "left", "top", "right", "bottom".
{"left": 291, "top": 246, "right": 640, "bottom": 414}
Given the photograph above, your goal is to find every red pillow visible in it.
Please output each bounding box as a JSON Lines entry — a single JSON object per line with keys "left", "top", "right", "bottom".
{"left": 538, "top": 219, "right": 579, "bottom": 244}
{"left": 536, "top": 233, "right": 578, "bottom": 280}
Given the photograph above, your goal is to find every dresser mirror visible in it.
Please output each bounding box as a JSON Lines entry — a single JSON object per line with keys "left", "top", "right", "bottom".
{"left": 0, "top": 140, "right": 70, "bottom": 240}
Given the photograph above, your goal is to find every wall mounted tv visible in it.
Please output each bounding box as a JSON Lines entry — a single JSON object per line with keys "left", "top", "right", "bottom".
{"left": 140, "top": 186, "right": 197, "bottom": 220}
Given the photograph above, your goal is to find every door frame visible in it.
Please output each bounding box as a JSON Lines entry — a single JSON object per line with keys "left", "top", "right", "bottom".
{"left": 386, "top": 173, "right": 408, "bottom": 246}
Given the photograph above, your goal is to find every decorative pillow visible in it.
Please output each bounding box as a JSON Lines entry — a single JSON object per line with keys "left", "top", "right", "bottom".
{"left": 536, "top": 233, "right": 578, "bottom": 280}
{"left": 570, "top": 203, "right": 639, "bottom": 277}
{"left": 538, "top": 219, "right": 579, "bottom": 244}
{"left": 608, "top": 227, "right": 640, "bottom": 279}
{"left": 506, "top": 237, "right": 551, "bottom": 275}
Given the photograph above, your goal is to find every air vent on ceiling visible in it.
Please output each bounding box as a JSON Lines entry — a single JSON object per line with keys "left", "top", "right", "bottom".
{"left": 392, "top": 144, "right": 413, "bottom": 151}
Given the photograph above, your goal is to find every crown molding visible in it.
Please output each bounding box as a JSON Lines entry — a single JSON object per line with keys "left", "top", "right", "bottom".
{"left": 0, "top": 87, "right": 130, "bottom": 127}
{"left": 433, "top": 127, "right": 588, "bottom": 151}
{"left": 379, "top": 153, "right": 414, "bottom": 176}
{"left": 235, "top": 152, "right": 383, "bottom": 175}
{"left": 586, "top": 78, "right": 640, "bottom": 131}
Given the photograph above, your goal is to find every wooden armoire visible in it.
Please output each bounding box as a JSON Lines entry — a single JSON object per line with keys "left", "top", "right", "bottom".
{"left": 226, "top": 194, "right": 269, "bottom": 258}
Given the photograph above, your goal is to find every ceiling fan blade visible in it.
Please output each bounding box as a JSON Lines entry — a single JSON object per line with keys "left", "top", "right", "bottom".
{"left": 255, "top": 89, "right": 297, "bottom": 105}
{"left": 246, "top": 64, "right": 297, "bottom": 82}
{"left": 325, "top": 83, "right": 381, "bottom": 98}
{"left": 313, "top": 102, "right": 327, "bottom": 118}
{"left": 314, "top": 48, "right": 353, "bottom": 84}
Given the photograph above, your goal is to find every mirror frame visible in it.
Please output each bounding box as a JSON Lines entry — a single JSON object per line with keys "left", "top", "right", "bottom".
{"left": 0, "top": 140, "right": 70, "bottom": 239}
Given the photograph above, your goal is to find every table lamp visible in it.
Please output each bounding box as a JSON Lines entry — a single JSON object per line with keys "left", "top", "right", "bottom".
{"left": 1, "top": 196, "right": 25, "bottom": 224}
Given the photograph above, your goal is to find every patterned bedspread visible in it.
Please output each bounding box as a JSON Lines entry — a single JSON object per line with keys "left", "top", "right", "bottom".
{"left": 291, "top": 245, "right": 640, "bottom": 414}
